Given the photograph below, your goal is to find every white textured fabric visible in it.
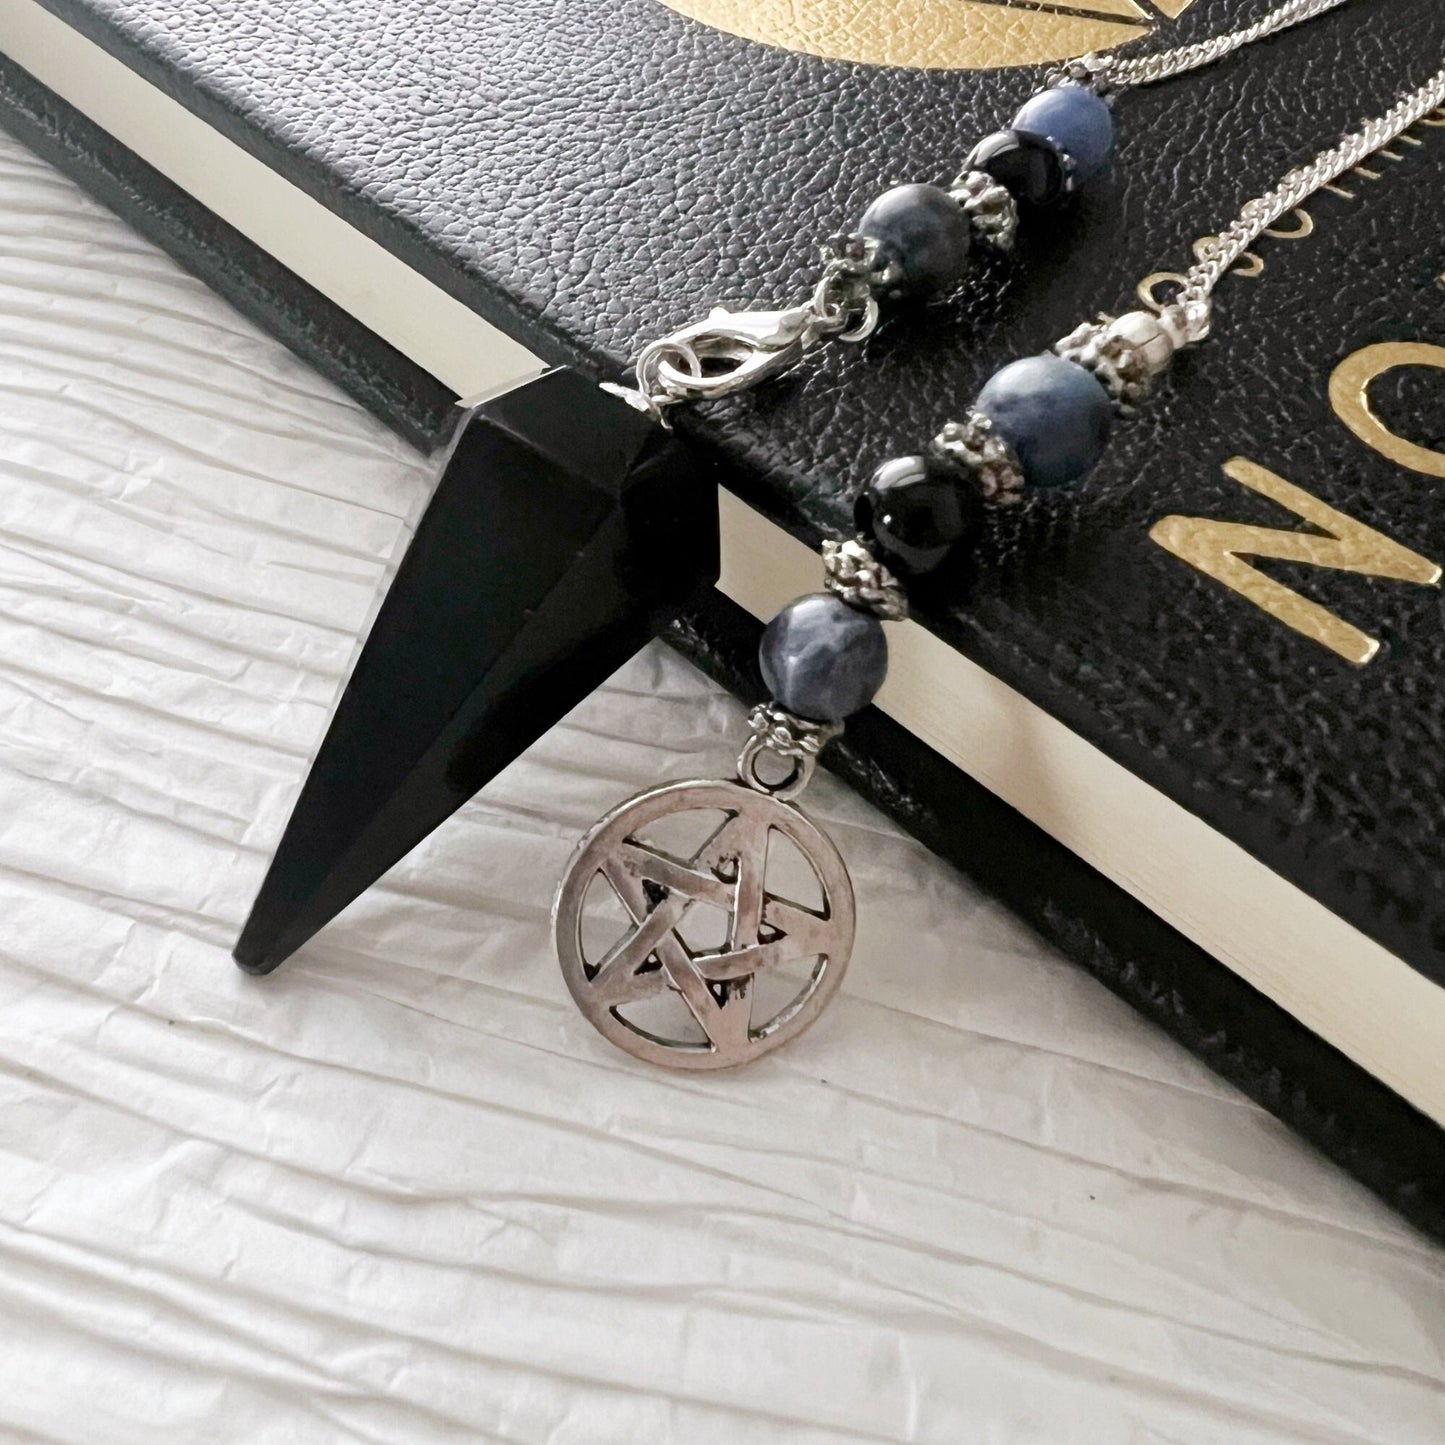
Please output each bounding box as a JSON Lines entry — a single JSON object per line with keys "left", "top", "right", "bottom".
{"left": 0, "top": 132, "right": 1440, "bottom": 1445}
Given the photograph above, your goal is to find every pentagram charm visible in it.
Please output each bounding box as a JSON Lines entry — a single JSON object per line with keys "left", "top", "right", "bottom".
{"left": 553, "top": 778, "right": 855, "bottom": 1069}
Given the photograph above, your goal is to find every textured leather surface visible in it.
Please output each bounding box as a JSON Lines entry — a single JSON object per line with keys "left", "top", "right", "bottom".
{"left": 7, "top": 0, "right": 1445, "bottom": 1227}
{"left": 25, "top": 0, "right": 1445, "bottom": 982}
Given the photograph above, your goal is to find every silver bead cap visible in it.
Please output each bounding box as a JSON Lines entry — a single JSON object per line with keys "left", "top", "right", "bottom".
{"left": 948, "top": 170, "right": 1019, "bottom": 253}
{"left": 932, "top": 412, "right": 1026, "bottom": 505}
{"left": 821, "top": 537, "right": 910, "bottom": 621}
{"left": 738, "top": 703, "right": 842, "bottom": 802}
{"left": 1052, "top": 306, "right": 1195, "bottom": 417}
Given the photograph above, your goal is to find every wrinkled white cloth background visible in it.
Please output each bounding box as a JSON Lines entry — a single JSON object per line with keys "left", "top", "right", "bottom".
{"left": 0, "top": 131, "right": 1440, "bottom": 1445}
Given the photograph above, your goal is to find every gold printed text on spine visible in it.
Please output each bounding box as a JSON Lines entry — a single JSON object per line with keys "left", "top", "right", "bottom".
{"left": 1150, "top": 458, "right": 1441, "bottom": 666}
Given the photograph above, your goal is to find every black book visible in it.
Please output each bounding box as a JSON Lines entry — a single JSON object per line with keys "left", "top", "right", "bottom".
{"left": 6, "top": 0, "right": 1444, "bottom": 1234}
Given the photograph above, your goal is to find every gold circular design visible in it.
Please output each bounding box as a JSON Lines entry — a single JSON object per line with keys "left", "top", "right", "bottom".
{"left": 654, "top": 0, "right": 1168, "bottom": 71}
{"left": 1330, "top": 342, "right": 1445, "bottom": 481}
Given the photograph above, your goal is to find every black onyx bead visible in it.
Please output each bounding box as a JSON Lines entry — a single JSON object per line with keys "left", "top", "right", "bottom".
{"left": 758, "top": 594, "right": 888, "bottom": 723}
{"left": 858, "top": 183, "right": 972, "bottom": 300}
{"left": 855, "top": 454, "right": 976, "bottom": 575}
{"left": 967, "top": 129, "right": 1069, "bottom": 207}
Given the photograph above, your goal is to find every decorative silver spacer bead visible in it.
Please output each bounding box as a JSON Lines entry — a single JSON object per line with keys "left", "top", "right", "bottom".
{"left": 1043, "top": 51, "right": 1115, "bottom": 93}
{"left": 814, "top": 233, "right": 887, "bottom": 338}
{"left": 1052, "top": 311, "right": 1168, "bottom": 418}
{"left": 822, "top": 231, "right": 882, "bottom": 287}
{"left": 821, "top": 537, "right": 910, "bottom": 621}
{"left": 932, "top": 411, "right": 1027, "bottom": 505}
{"left": 745, "top": 702, "right": 841, "bottom": 762}
{"left": 1107, "top": 307, "right": 1194, "bottom": 369}
{"left": 948, "top": 170, "right": 1019, "bottom": 252}
{"left": 822, "top": 230, "right": 903, "bottom": 307}
{"left": 738, "top": 703, "right": 842, "bottom": 799}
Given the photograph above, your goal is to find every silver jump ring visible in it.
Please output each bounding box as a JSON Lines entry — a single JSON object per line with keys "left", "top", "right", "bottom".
{"left": 810, "top": 272, "right": 878, "bottom": 345}
{"left": 737, "top": 734, "right": 813, "bottom": 802}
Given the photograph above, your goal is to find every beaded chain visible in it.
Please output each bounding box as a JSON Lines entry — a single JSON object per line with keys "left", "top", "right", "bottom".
{"left": 755, "top": 63, "right": 1445, "bottom": 742}
{"left": 613, "top": 0, "right": 1355, "bottom": 420}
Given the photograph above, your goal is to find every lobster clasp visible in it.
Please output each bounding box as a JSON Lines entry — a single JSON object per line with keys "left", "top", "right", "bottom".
{"left": 633, "top": 304, "right": 824, "bottom": 410}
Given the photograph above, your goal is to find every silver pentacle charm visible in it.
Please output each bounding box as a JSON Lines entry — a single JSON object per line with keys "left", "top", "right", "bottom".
{"left": 553, "top": 778, "right": 855, "bottom": 1069}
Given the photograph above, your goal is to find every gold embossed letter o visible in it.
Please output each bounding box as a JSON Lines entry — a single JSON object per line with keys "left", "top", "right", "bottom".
{"left": 1330, "top": 342, "right": 1445, "bottom": 480}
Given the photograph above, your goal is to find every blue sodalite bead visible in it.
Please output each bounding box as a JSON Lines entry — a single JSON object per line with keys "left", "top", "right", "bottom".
{"left": 974, "top": 355, "right": 1112, "bottom": 489}
{"left": 1012, "top": 84, "right": 1114, "bottom": 180}
{"left": 858, "top": 183, "right": 972, "bottom": 300}
{"left": 759, "top": 593, "right": 888, "bottom": 723}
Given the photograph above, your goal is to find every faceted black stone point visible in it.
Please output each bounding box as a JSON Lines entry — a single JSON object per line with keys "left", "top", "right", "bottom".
{"left": 233, "top": 367, "right": 719, "bottom": 974}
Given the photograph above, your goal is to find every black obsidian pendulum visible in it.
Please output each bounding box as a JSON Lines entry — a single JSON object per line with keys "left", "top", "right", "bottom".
{"left": 233, "top": 370, "right": 717, "bottom": 973}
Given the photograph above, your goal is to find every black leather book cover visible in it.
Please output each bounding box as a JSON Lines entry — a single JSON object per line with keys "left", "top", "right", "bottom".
{"left": 6, "top": 0, "right": 1445, "bottom": 1233}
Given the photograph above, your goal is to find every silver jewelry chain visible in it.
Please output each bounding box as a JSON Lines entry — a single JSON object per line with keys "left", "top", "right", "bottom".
{"left": 1090, "top": 0, "right": 1355, "bottom": 91}
{"left": 1180, "top": 60, "right": 1445, "bottom": 314}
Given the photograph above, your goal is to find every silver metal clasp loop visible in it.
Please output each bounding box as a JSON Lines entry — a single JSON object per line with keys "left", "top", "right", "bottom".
{"left": 612, "top": 240, "right": 881, "bottom": 421}
{"left": 631, "top": 304, "right": 824, "bottom": 412}
{"left": 1162, "top": 296, "right": 1213, "bottom": 345}
{"left": 1134, "top": 277, "right": 1213, "bottom": 347}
